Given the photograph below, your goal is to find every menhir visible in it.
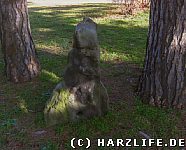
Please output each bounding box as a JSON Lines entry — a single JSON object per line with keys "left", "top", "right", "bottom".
{"left": 44, "top": 18, "right": 109, "bottom": 126}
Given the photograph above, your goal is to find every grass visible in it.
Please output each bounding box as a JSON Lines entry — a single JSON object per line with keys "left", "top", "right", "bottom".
{"left": 0, "top": 3, "right": 184, "bottom": 150}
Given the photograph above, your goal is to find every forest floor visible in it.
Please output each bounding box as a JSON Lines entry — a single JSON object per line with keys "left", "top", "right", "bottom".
{"left": 0, "top": 3, "right": 185, "bottom": 150}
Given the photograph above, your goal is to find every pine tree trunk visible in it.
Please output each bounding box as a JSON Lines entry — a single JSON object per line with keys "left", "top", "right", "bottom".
{"left": 138, "top": 0, "right": 186, "bottom": 109}
{"left": 0, "top": 0, "right": 40, "bottom": 83}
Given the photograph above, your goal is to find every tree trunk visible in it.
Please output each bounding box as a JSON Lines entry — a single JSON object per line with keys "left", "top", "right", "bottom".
{"left": 0, "top": 0, "right": 40, "bottom": 83}
{"left": 138, "top": 0, "right": 186, "bottom": 109}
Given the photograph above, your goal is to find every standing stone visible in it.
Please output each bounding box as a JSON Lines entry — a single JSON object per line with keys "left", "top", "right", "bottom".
{"left": 44, "top": 18, "right": 109, "bottom": 126}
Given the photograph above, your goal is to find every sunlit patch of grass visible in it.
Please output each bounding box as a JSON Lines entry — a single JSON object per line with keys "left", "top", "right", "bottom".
{"left": 37, "top": 27, "right": 55, "bottom": 32}
{"left": 18, "top": 99, "right": 29, "bottom": 113}
{"left": 40, "top": 70, "right": 61, "bottom": 83}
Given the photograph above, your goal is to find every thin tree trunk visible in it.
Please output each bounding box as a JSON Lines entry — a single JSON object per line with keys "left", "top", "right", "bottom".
{"left": 138, "top": 0, "right": 186, "bottom": 109}
{"left": 0, "top": 0, "right": 40, "bottom": 83}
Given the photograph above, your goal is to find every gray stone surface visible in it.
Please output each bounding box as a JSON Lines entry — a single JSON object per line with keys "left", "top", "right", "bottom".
{"left": 44, "top": 18, "right": 109, "bottom": 126}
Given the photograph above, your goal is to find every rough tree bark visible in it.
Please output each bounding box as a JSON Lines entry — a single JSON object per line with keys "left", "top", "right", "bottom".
{"left": 0, "top": 0, "right": 40, "bottom": 83}
{"left": 138, "top": 0, "right": 186, "bottom": 108}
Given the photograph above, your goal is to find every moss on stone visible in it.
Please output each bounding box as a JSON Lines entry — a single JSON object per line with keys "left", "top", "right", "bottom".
{"left": 56, "top": 88, "right": 70, "bottom": 118}
{"left": 44, "top": 87, "right": 71, "bottom": 126}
